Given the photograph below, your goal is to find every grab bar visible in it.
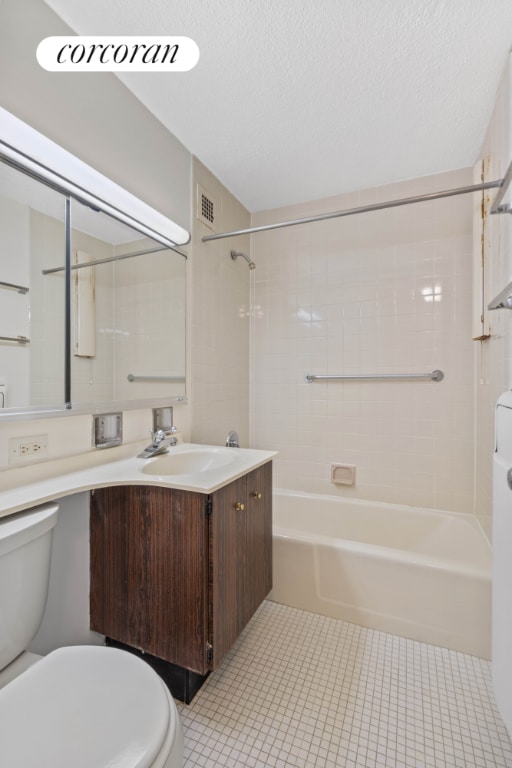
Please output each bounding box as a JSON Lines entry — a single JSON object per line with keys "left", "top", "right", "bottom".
{"left": 491, "top": 160, "right": 512, "bottom": 214}
{"left": 0, "top": 335, "right": 30, "bottom": 344}
{"left": 127, "top": 374, "right": 185, "bottom": 383}
{"left": 304, "top": 370, "right": 444, "bottom": 383}
{"left": 0, "top": 280, "right": 29, "bottom": 294}
{"left": 488, "top": 279, "right": 512, "bottom": 310}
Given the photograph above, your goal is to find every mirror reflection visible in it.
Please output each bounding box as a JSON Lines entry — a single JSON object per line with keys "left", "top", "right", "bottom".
{"left": 69, "top": 199, "right": 186, "bottom": 407}
{"left": 0, "top": 160, "right": 186, "bottom": 415}
{"left": 0, "top": 162, "right": 67, "bottom": 411}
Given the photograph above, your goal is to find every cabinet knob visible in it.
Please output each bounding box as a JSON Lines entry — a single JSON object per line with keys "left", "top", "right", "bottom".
{"left": 234, "top": 501, "right": 245, "bottom": 511}
{"left": 252, "top": 491, "right": 262, "bottom": 499}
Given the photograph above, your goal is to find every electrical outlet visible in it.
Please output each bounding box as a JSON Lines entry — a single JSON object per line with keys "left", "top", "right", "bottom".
{"left": 9, "top": 434, "right": 49, "bottom": 465}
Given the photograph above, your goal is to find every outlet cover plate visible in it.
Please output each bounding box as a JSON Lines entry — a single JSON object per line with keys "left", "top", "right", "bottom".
{"left": 9, "top": 434, "right": 49, "bottom": 465}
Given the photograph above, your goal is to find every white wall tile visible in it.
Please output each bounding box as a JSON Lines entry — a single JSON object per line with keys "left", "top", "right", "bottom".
{"left": 250, "top": 169, "right": 474, "bottom": 512}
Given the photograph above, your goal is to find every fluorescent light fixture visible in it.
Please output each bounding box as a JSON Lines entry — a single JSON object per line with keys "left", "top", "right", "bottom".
{"left": 0, "top": 107, "right": 190, "bottom": 248}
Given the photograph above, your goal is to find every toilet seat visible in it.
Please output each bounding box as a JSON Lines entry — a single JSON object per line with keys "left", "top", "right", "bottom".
{"left": 0, "top": 645, "right": 181, "bottom": 768}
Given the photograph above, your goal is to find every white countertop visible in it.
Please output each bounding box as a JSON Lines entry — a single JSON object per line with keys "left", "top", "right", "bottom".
{"left": 0, "top": 441, "right": 277, "bottom": 519}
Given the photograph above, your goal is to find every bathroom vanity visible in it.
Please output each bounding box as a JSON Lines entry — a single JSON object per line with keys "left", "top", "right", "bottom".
{"left": 0, "top": 439, "right": 276, "bottom": 703}
{"left": 89, "top": 461, "right": 272, "bottom": 702}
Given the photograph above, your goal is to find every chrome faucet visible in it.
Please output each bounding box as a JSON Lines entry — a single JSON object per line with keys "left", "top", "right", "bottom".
{"left": 137, "top": 427, "right": 178, "bottom": 459}
{"left": 226, "top": 430, "right": 240, "bottom": 448}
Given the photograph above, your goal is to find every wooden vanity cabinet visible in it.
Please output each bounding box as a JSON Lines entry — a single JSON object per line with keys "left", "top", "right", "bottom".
{"left": 90, "top": 461, "right": 272, "bottom": 678}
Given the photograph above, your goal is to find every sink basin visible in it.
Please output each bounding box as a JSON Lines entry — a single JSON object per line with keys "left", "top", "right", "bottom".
{"left": 141, "top": 448, "right": 237, "bottom": 476}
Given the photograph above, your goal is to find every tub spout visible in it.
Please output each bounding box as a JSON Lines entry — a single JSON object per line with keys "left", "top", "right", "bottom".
{"left": 226, "top": 430, "right": 240, "bottom": 447}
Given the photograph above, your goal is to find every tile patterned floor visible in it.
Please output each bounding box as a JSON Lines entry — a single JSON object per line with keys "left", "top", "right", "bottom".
{"left": 178, "top": 601, "right": 512, "bottom": 768}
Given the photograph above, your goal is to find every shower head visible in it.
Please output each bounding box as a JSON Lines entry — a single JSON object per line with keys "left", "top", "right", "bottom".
{"left": 231, "top": 250, "right": 256, "bottom": 270}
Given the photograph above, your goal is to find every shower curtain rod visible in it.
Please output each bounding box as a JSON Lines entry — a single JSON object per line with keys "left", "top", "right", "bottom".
{"left": 201, "top": 166, "right": 512, "bottom": 242}
{"left": 42, "top": 243, "right": 187, "bottom": 275}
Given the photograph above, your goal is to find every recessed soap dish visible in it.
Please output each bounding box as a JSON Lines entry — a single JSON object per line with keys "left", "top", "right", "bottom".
{"left": 94, "top": 412, "right": 123, "bottom": 449}
{"left": 331, "top": 463, "right": 356, "bottom": 485}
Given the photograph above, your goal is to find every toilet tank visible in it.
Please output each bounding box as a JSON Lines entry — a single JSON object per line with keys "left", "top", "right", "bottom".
{"left": 0, "top": 503, "right": 59, "bottom": 671}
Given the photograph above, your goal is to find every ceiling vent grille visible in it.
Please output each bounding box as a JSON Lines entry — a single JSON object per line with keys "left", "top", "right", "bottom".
{"left": 196, "top": 184, "right": 217, "bottom": 231}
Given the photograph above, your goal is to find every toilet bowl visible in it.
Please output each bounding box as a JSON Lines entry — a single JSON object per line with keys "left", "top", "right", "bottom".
{"left": 0, "top": 503, "right": 184, "bottom": 767}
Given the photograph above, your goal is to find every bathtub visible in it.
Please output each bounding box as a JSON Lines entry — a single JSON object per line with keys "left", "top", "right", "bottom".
{"left": 270, "top": 490, "right": 492, "bottom": 659}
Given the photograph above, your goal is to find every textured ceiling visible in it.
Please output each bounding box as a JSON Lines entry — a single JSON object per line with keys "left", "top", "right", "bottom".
{"left": 43, "top": 0, "right": 512, "bottom": 212}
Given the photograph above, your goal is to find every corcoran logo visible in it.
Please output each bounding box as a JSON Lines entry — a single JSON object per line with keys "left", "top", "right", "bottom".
{"left": 37, "top": 36, "right": 200, "bottom": 72}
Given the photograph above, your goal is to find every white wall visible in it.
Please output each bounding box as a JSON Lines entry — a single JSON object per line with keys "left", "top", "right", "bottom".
{"left": 30, "top": 492, "right": 103, "bottom": 653}
{"left": 189, "top": 157, "right": 251, "bottom": 446}
{"left": 250, "top": 169, "right": 475, "bottom": 513}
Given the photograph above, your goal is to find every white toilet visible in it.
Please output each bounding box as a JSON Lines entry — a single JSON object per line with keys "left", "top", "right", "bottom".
{"left": 0, "top": 502, "right": 184, "bottom": 767}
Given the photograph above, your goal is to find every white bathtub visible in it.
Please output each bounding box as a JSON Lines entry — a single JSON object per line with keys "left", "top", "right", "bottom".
{"left": 270, "top": 490, "right": 492, "bottom": 659}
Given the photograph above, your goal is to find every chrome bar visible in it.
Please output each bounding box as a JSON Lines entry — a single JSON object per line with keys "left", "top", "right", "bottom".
{"left": 488, "top": 279, "right": 512, "bottom": 310}
{"left": 0, "top": 335, "right": 29, "bottom": 344}
{"left": 491, "top": 161, "right": 512, "bottom": 214}
{"left": 304, "top": 370, "right": 444, "bottom": 383}
{"left": 202, "top": 180, "right": 504, "bottom": 242}
{"left": 42, "top": 244, "right": 187, "bottom": 275}
{"left": 64, "top": 196, "right": 71, "bottom": 407}
{"left": 0, "top": 280, "right": 29, "bottom": 294}
{"left": 127, "top": 374, "right": 186, "bottom": 383}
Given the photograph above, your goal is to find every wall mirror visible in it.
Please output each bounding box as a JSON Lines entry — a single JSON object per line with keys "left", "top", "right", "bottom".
{"left": 0, "top": 108, "right": 189, "bottom": 419}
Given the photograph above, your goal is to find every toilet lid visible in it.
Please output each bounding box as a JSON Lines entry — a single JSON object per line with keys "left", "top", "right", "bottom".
{"left": 0, "top": 645, "right": 171, "bottom": 768}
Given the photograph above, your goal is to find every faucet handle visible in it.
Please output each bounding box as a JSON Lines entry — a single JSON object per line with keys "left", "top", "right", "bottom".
{"left": 151, "top": 428, "right": 166, "bottom": 445}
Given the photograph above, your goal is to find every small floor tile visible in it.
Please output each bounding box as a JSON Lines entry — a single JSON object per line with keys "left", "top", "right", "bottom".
{"left": 178, "top": 601, "right": 512, "bottom": 768}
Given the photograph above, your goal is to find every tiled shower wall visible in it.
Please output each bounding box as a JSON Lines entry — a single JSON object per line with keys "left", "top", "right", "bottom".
{"left": 250, "top": 169, "right": 475, "bottom": 513}
{"left": 474, "top": 55, "right": 512, "bottom": 538}
{"left": 112, "top": 244, "right": 186, "bottom": 404}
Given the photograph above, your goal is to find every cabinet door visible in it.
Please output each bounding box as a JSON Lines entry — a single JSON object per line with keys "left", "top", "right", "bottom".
{"left": 209, "top": 462, "right": 273, "bottom": 668}
{"left": 209, "top": 475, "right": 247, "bottom": 667}
{"left": 90, "top": 485, "right": 210, "bottom": 673}
{"left": 244, "top": 462, "right": 273, "bottom": 624}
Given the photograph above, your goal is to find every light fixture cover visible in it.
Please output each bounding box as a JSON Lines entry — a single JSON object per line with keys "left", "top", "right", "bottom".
{"left": 0, "top": 107, "right": 190, "bottom": 248}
